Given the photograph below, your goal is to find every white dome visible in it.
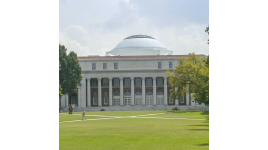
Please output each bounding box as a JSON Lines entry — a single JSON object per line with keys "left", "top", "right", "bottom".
{"left": 106, "top": 35, "right": 173, "bottom": 56}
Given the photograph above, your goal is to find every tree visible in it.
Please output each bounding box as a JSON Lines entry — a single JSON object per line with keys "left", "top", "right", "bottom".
{"left": 59, "top": 62, "right": 63, "bottom": 98}
{"left": 59, "top": 44, "right": 82, "bottom": 96}
{"left": 166, "top": 53, "right": 209, "bottom": 105}
{"left": 205, "top": 25, "right": 209, "bottom": 45}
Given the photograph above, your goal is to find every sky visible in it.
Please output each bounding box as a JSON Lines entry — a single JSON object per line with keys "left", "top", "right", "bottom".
{"left": 59, "top": 0, "right": 209, "bottom": 56}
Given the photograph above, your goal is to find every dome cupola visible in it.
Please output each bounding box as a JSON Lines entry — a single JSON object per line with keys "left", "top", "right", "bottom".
{"left": 106, "top": 35, "right": 173, "bottom": 56}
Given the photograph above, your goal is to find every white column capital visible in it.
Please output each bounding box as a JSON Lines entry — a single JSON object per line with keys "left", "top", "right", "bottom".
{"left": 119, "top": 77, "right": 123, "bottom": 80}
{"left": 108, "top": 77, "right": 113, "bottom": 80}
{"left": 97, "top": 77, "right": 102, "bottom": 80}
{"left": 130, "top": 77, "right": 134, "bottom": 80}
{"left": 152, "top": 76, "right": 156, "bottom": 79}
{"left": 86, "top": 78, "right": 91, "bottom": 80}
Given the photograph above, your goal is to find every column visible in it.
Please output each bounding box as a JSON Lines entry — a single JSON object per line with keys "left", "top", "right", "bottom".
{"left": 65, "top": 94, "right": 68, "bottom": 107}
{"left": 142, "top": 77, "right": 145, "bottom": 105}
{"left": 77, "top": 86, "right": 81, "bottom": 107}
{"left": 109, "top": 77, "right": 113, "bottom": 106}
{"left": 120, "top": 77, "right": 123, "bottom": 106}
{"left": 87, "top": 78, "right": 91, "bottom": 107}
{"left": 80, "top": 77, "right": 86, "bottom": 107}
{"left": 131, "top": 77, "right": 134, "bottom": 106}
{"left": 186, "top": 85, "right": 189, "bottom": 105}
{"left": 164, "top": 77, "right": 167, "bottom": 105}
{"left": 98, "top": 77, "right": 102, "bottom": 107}
{"left": 153, "top": 77, "right": 156, "bottom": 105}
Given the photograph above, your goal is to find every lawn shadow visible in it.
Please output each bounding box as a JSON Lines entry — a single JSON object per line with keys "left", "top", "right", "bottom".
{"left": 200, "top": 111, "right": 209, "bottom": 115}
{"left": 188, "top": 125, "right": 209, "bottom": 127}
{"left": 188, "top": 129, "right": 209, "bottom": 131}
{"left": 196, "top": 143, "right": 209, "bottom": 146}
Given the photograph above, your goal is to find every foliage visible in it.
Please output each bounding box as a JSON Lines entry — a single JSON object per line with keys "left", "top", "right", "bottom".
{"left": 205, "top": 25, "right": 209, "bottom": 44}
{"left": 59, "top": 44, "right": 82, "bottom": 96}
{"left": 166, "top": 53, "right": 209, "bottom": 105}
{"left": 59, "top": 62, "right": 63, "bottom": 98}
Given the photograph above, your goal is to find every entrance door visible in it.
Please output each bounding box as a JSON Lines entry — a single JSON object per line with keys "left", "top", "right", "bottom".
{"left": 146, "top": 92, "right": 153, "bottom": 105}
{"left": 157, "top": 92, "right": 164, "bottom": 105}
{"left": 124, "top": 92, "right": 131, "bottom": 105}
{"left": 113, "top": 92, "right": 120, "bottom": 106}
{"left": 135, "top": 92, "right": 142, "bottom": 105}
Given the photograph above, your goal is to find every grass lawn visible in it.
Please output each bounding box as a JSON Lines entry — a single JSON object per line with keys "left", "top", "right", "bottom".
{"left": 59, "top": 111, "right": 209, "bottom": 150}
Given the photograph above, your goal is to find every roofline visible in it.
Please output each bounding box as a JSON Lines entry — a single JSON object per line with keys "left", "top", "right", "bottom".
{"left": 78, "top": 54, "right": 206, "bottom": 60}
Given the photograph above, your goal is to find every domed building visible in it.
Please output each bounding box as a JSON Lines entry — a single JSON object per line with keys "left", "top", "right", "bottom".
{"left": 106, "top": 35, "right": 172, "bottom": 56}
{"left": 59, "top": 35, "right": 208, "bottom": 111}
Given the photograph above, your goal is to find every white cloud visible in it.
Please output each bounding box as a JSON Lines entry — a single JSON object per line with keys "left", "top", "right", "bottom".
{"left": 59, "top": 1, "right": 209, "bottom": 56}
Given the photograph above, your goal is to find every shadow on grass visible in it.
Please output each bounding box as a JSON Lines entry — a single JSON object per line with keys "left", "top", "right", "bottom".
{"left": 200, "top": 111, "right": 209, "bottom": 115}
{"left": 188, "top": 129, "right": 209, "bottom": 131}
{"left": 188, "top": 125, "right": 209, "bottom": 127}
{"left": 196, "top": 143, "right": 209, "bottom": 146}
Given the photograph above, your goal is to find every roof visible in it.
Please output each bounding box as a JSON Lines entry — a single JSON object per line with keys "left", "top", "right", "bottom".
{"left": 124, "top": 35, "right": 155, "bottom": 40}
{"left": 78, "top": 54, "right": 206, "bottom": 60}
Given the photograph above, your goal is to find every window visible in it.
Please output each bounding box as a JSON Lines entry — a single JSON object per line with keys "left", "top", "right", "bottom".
{"left": 146, "top": 78, "right": 152, "bottom": 86}
{"left": 93, "top": 91, "right": 98, "bottom": 105}
{"left": 103, "top": 63, "right": 107, "bottom": 70}
{"left": 104, "top": 96, "right": 108, "bottom": 104}
{"left": 169, "top": 62, "right": 173, "bottom": 69}
{"left": 124, "top": 78, "right": 130, "bottom": 86}
{"left": 158, "top": 62, "right": 162, "bottom": 69}
{"left": 169, "top": 96, "right": 174, "bottom": 103}
{"left": 92, "top": 78, "right": 98, "bottom": 87}
{"left": 114, "top": 78, "right": 119, "bottom": 86}
{"left": 92, "top": 63, "right": 96, "bottom": 70}
{"left": 180, "top": 94, "right": 184, "bottom": 103}
{"left": 135, "top": 78, "right": 141, "bottom": 86}
{"left": 103, "top": 92, "right": 108, "bottom": 105}
{"left": 103, "top": 78, "right": 108, "bottom": 86}
{"left": 157, "top": 78, "right": 163, "bottom": 86}
{"left": 114, "top": 62, "right": 118, "bottom": 69}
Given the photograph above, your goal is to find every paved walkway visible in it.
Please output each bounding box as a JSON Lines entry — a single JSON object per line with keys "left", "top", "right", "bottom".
{"left": 59, "top": 112, "right": 206, "bottom": 123}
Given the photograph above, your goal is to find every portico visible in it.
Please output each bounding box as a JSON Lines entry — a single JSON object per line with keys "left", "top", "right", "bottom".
{"left": 59, "top": 35, "right": 208, "bottom": 111}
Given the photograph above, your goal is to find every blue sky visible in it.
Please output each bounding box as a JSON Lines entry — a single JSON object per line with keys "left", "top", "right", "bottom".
{"left": 59, "top": 0, "right": 209, "bottom": 56}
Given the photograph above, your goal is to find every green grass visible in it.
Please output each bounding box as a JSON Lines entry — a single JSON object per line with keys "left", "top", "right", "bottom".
{"left": 59, "top": 111, "right": 209, "bottom": 150}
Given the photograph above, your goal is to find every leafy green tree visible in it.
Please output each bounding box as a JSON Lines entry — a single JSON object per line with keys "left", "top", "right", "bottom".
{"left": 59, "top": 62, "right": 63, "bottom": 98}
{"left": 205, "top": 25, "right": 209, "bottom": 45}
{"left": 166, "top": 53, "right": 209, "bottom": 105}
{"left": 59, "top": 44, "right": 82, "bottom": 96}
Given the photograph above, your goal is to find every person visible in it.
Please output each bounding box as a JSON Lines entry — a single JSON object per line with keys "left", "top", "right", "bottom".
{"left": 68, "top": 106, "right": 71, "bottom": 115}
{"left": 70, "top": 106, "right": 73, "bottom": 115}
{"left": 82, "top": 109, "right": 86, "bottom": 120}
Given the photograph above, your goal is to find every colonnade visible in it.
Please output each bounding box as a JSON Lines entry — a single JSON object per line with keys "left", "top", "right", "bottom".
{"left": 73, "top": 76, "right": 176, "bottom": 107}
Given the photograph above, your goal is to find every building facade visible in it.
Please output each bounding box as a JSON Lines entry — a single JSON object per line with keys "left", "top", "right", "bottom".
{"left": 60, "top": 35, "right": 208, "bottom": 111}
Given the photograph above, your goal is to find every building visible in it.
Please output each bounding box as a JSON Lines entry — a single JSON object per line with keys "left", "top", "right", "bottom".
{"left": 60, "top": 35, "right": 208, "bottom": 111}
